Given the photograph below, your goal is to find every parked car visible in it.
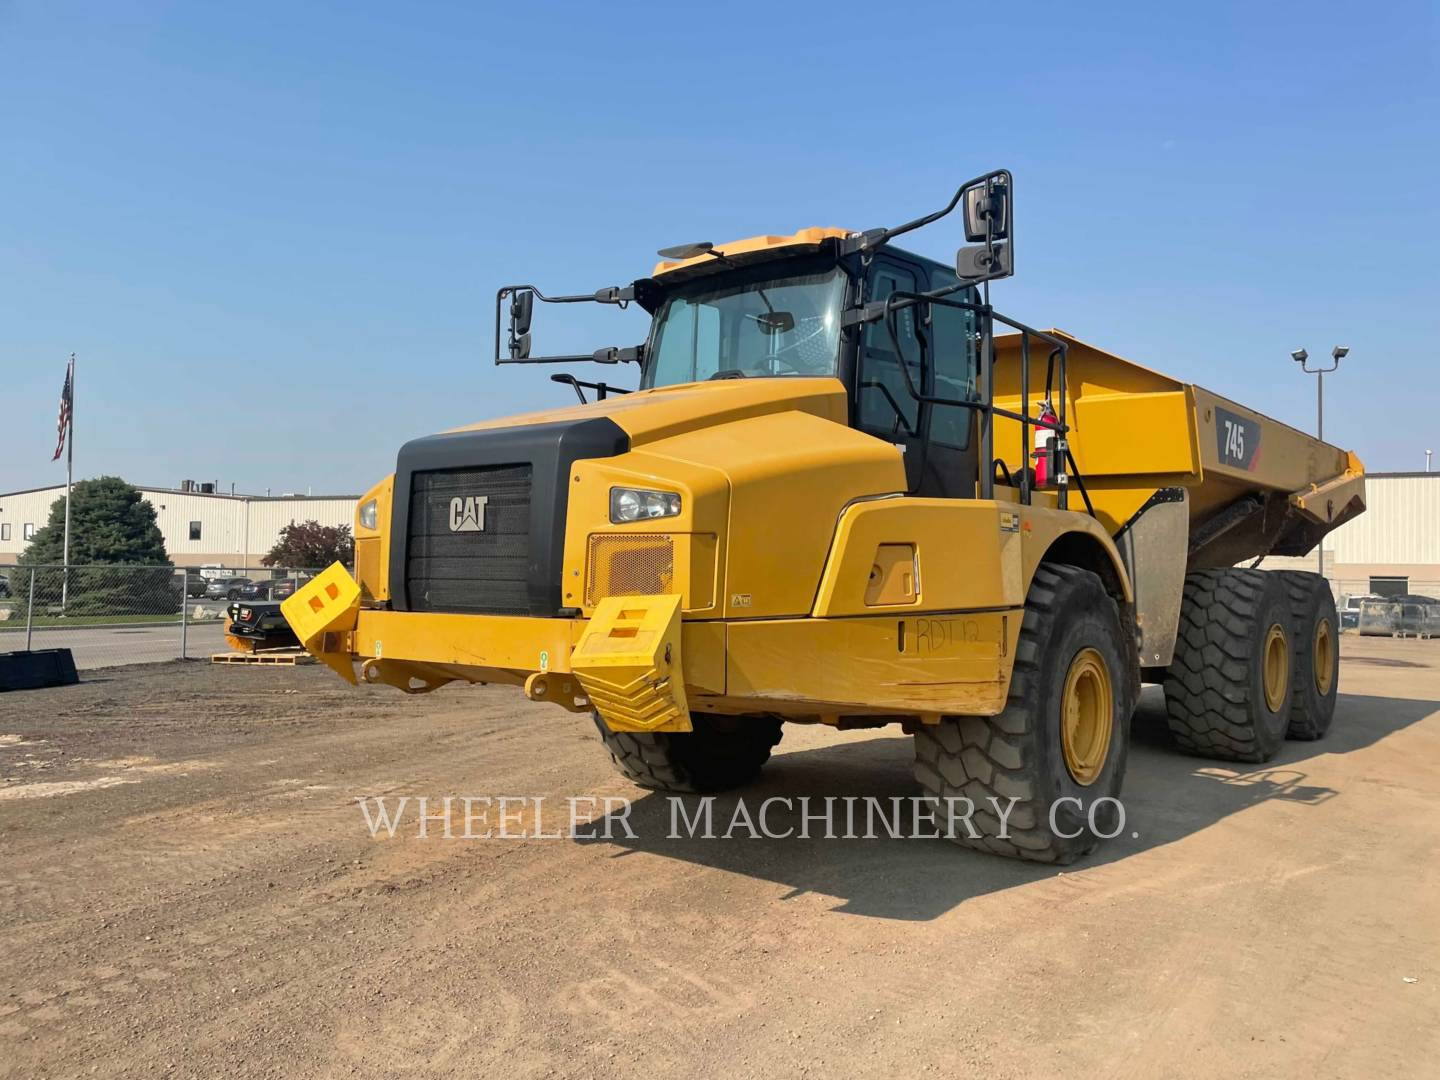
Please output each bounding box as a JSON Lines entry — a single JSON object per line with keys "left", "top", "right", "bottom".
{"left": 1340, "top": 593, "right": 1382, "bottom": 629}
{"left": 269, "top": 578, "right": 306, "bottom": 601}
{"left": 205, "top": 577, "right": 252, "bottom": 601}
{"left": 239, "top": 579, "right": 276, "bottom": 600}
{"left": 184, "top": 571, "right": 210, "bottom": 599}
{"left": 240, "top": 578, "right": 306, "bottom": 601}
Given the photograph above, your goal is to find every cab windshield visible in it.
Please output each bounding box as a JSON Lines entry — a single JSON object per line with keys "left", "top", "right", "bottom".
{"left": 643, "top": 262, "right": 847, "bottom": 388}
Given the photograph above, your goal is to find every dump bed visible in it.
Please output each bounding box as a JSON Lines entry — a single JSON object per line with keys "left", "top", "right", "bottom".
{"left": 993, "top": 331, "right": 1365, "bottom": 568}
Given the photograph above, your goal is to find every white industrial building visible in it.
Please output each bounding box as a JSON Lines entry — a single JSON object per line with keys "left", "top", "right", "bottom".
{"left": 0, "top": 483, "right": 357, "bottom": 568}
{"left": 1315, "top": 471, "right": 1440, "bottom": 599}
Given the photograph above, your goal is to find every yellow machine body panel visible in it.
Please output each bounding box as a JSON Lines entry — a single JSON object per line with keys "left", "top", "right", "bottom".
{"left": 812, "top": 497, "right": 1128, "bottom": 618}
{"left": 446, "top": 374, "right": 849, "bottom": 445}
{"left": 718, "top": 610, "right": 1020, "bottom": 718}
{"left": 992, "top": 331, "right": 1366, "bottom": 548}
{"left": 559, "top": 407, "right": 906, "bottom": 621}
{"left": 352, "top": 474, "right": 394, "bottom": 602}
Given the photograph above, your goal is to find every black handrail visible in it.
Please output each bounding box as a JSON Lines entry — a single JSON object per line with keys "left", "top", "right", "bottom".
{"left": 548, "top": 374, "right": 633, "bottom": 404}
{"left": 874, "top": 290, "right": 1092, "bottom": 516}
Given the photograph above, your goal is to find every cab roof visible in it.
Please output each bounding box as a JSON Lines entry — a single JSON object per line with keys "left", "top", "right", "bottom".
{"left": 651, "top": 226, "right": 852, "bottom": 278}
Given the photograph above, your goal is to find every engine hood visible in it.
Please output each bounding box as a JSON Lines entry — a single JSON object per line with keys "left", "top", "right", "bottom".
{"left": 447, "top": 376, "right": 849, "bottom": 448}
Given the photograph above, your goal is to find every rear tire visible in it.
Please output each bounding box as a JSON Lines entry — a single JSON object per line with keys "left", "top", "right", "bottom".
{"left": 1277, "top": 571, "right": 1339, "bottom": 740}
{"left": 912, "top": 564, "right": 1135, "bottom": 865}
{"left": 593, "top": 711, "right": 783, "bottom": 794}
{"left": 1163, "top": 568, "right": 1292, "bottom": 763}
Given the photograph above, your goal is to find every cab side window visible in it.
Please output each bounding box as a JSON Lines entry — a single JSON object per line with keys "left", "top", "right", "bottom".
{"left": 926, "top": 270, "right": 979, "bottom": 449}
{"left": 857, "top": 264, "right": 921, "bottom": 438}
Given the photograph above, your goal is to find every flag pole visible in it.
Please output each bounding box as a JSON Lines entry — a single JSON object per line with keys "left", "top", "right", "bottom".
{"left": 61, "top": 354, "right": 74, "bottom": 612}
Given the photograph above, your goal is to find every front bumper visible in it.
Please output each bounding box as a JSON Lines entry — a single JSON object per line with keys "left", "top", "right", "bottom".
{"left": 284, "top": 559, "right": 590, "bottom": 685}
{"left": 283, "top": 565, "right": 692, "bottom": 730}
{"left": 285, "top": 565, "right": 1019, "bottom": 728}
{"left": 355, "top": 608, "right": 586, "bottom": 676}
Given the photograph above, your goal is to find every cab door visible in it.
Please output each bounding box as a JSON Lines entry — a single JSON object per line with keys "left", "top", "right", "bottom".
{"left": 854, "top": 258, "right": 981, "bottom": 497}
{"left": 854, "top": 256, "right": 926, "bottom": 490}
{"left": 914, "top": 269, "right": 981, "bottom": 498}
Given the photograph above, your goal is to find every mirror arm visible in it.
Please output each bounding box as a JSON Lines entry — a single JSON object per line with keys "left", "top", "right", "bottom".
{"left": 836, "top": 228, "right": 890, "bottom": 258}
{"left": 842, "top": 300, "right": 890, "bottom": 328}
{"left": 495, "top": 283, "right": 642, "bottom": 366}
{"left": 592, "top": 345, "right": 644, "bottom": 365}
{"left": 841, "top": 168, "right": 1010, "bottom": 256}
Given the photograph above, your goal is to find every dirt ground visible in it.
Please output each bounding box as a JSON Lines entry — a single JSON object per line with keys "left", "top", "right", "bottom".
{"left": 1, "top": 635, "right": 1437, "bottom": 1079}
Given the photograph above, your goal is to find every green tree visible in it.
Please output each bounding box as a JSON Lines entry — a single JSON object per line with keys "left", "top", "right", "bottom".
{"left": 10, "top": 477, "right": 173, "bottom": 616}
{"left": 263, "top": 520, "right": 354, "bottom": 569}
{"left": 19, "top": 476, "right": 169, "bottom": 566}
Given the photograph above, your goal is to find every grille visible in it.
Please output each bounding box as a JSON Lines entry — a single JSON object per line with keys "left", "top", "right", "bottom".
{"left": 585, "top": 534, "right": 675, "bottom": 607}
{"left": 405, "top": 464, "right": 533, "bottom": 614}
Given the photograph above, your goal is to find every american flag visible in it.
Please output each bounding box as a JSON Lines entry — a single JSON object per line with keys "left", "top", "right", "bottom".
{"left": 52, "top": 356, "right": 73, "bottom": 461}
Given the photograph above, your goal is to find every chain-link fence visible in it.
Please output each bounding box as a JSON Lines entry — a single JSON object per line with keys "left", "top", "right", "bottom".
{"left": 1332, "top": 579, "right": 1440, "bottom": 639}
{"left": 1333, "top": 579, "right": 1440, "bottom": 602}
{"left": 0, "top": 564, "right": 327, "bottom": 670}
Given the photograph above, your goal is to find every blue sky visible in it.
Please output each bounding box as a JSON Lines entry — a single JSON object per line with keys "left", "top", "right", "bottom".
{"left": 1, "top": 0, "right": 1436, "bottom": 495}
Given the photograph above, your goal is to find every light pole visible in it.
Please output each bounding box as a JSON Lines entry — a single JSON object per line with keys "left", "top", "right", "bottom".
{"left": 1292, "top": 345, "right": 1349, "bottom": 575}
{"left": 1427, "top": 449, "right": 1433, "bottom": 473}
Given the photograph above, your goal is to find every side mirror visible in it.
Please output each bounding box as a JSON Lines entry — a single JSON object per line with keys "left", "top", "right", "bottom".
{"left": 509, "top": 289, "right": 534, "bottom": 336}
{"left": 962, "top": 178, "right": 1010, "bottom": 243}
{"left": 956, "top": 242, "right": 1012, "bottom": 280}
{"left": 508, "top": 290, "right": 534, "bottom": 359}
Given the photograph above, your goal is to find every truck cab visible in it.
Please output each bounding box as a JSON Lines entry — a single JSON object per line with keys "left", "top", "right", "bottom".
{"left": 638, "top": 232, "right": 984, "bottom": 498}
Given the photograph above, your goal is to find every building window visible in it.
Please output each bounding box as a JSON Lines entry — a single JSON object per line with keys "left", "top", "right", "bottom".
{"left": 189, "top": 521, "right": 203, "bottom": 541}
{"left": 23, "top": 523, "right": 35, "bottom": 541}
{"left": 0, "top": 523, "right": 9, "bottom": 542}
{"left": 1370, "top": 575, "right": 1409, "bottom": 598}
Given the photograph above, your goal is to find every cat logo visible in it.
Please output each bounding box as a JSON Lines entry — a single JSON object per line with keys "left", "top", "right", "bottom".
{"left": 448, "top": 495, "right": 489, "bottom": 533}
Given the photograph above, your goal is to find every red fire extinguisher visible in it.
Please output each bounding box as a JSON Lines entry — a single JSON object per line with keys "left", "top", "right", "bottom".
{"left": 1032, "top": 401, "right": 1059, "bottom": 486}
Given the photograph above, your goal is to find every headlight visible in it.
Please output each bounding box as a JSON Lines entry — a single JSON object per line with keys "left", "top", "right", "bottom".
{"left": 610, "top": 487, "right": 681, "bottom": 523}
{"left": 358, "top": 498, "right": 378, "bottom": 530}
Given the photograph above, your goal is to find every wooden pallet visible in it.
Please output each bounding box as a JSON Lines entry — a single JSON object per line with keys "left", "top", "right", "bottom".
{"left": 210, "top": 649, "right": 315, "bottom": 666}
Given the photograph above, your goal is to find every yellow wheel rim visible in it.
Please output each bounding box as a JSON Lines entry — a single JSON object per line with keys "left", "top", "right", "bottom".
{"left": 1061, "top": 647, "right": 1113, "bottom": 786}
{"left": 1263, "top": 623, "right": 1290, "bottom": 713}
{"left": 1313, "top": 617, "right": 1335, "bottom": 696}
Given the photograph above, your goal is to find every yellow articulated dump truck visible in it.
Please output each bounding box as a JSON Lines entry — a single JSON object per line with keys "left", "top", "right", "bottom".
{"left": 285, "top": 169, "right": 1364, "bottom": 863}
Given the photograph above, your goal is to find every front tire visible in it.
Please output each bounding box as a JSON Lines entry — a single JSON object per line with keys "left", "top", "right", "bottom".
{"left": 912, "top": 564, "right": 1135, "bottom": 864}
{"left": 593, "top": 712, "right": 783, "bottom": 794}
